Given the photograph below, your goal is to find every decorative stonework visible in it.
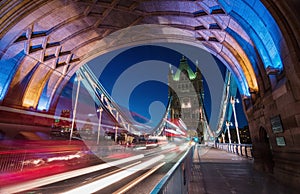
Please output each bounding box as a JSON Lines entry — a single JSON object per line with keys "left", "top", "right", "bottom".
{"left": 14, "top": 26, "right": 80, "bottom": 75}
{"left": 0, "top": 0, "right": 300, "bottom": 189}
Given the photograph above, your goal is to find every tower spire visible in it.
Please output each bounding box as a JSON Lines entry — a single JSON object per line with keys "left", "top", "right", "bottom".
{"left": 173, "top": 56, "right": 196, "bottom": 81}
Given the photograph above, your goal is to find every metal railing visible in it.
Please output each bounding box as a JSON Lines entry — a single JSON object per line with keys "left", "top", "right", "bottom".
{"left": 150, "top": 145, "right": 194, "bottom": 194}
{"left": 215, "top": 143, "right": 253, "bottom": 158}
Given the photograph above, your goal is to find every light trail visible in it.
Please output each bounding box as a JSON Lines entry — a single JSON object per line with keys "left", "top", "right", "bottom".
{"left": 82, "top": 161, "right": 141, "bottom": 184}
{"left": 112, "top": 162, "right": 166, "bottom": 194}
{"left": 0, "top": 154, "right": 144, "bottom": 194}
{"left": 62, "top": 155, "right": 165, "bottom": 194}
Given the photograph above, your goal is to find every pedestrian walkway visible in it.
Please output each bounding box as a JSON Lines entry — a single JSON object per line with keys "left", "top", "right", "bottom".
{"left": 189, "top": 145, "right": 298, "bottom": 194}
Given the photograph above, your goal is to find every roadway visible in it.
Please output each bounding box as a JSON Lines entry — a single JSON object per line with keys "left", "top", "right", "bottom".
{"left": 0, "top": 139, "right": 190, "bottom": 194}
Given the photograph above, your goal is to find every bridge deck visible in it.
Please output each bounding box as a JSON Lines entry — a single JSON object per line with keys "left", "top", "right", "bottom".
{"left": 189, "top": 145, "right": 297, "bottom": 194}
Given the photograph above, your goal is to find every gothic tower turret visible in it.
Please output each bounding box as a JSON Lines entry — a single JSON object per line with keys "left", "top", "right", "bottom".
{"left": 168, "top": 56, "right": 204, "bottom": 138}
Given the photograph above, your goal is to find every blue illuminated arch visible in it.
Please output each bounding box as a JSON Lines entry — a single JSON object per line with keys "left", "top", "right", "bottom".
{"left": 225, "top": 27, "right": 258, "bottom": 73}
{"left": 218, "top": 0, "right": 283, "bottom": 70}
{"left": 37, "top": 80, "right": 50, "bottom": 111}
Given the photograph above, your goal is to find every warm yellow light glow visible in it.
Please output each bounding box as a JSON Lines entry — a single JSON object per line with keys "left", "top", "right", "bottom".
{"left": 22, "top": 67, "right": 52, "bottom": 108}
{"left": 223, "top": 41, "right": 258, "bottom": 93}
{"left": 22, "top": 99, "right": 35, "bottom": 108}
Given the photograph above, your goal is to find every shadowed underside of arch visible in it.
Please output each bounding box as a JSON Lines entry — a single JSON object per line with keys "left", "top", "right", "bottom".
{"left": 0, "top": 0, "right": 284, "bottom": 111}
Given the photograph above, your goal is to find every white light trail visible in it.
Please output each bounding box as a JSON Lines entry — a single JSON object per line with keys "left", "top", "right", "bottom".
{"left": 62, "top": 155, "right": 165, "bottom": 194}
{"left": 83, "top": 161, "right": 142, "bottom": 184}
{"left": 160, "top": 143, "right": 177, "bottom": 151}
{"left": 112, "top": 162, "right": 166, "bottom": 194}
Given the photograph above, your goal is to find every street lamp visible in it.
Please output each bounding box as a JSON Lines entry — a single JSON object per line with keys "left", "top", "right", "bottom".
{"left": 230, "top": 96, "right": 241, "bottom": 144}
{"left": 70, "top": 73, "right": 82, "bottom": 141}
{"left": 115, "top": 112, "right": 119, "bottom": 143}
{"left": 225, "top": 120, "right": 232, "bottom": 144}
{"left": 97, "top": 107, "right": 103, "bottom": 144}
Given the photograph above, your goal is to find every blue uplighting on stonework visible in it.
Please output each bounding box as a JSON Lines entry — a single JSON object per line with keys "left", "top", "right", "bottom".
{"left": 231, "top": 12, "right": 274, "bottom": 69}
{"left": 232, "top": 69, "right": 248, "bottom": 97}
{"left": 37, "top": 80, "right": 50, "bottom": 111}
{"left": 0, "top": 52, "right": 25, "bottom": 101}
{"left": 225, "top": 27, "right": 258, "bottom": 73}
{"left": 218, "top": 0, "right": 283, "bottom": 71}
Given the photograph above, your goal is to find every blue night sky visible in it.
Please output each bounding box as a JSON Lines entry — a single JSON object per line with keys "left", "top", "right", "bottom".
{"left": 86, "top": 43, "right": 248, "bottom": 129}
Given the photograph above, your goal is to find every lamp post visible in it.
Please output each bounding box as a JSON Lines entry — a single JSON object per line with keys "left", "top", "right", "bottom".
{"left": 115, "top": 112, "right": 119, "bottom": 143}
{"left": 225, "top": 121, "right": 232, "bottom": 144}
{"left": 70, "top": 73, "right": 82, "bottom": 141}
{"left": 97, "top": 107, "right": 103, "bottom": 144}
{"left": 230, "top": 96, "right": 241, "bottom": 144}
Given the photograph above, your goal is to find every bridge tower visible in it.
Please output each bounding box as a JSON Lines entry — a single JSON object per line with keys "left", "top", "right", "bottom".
{"left": 168, "top": 56, "right": 205, "bottom": 140}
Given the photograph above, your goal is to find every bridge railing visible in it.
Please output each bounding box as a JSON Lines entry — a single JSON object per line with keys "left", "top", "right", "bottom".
{"left": 150, "top": 145, "right": 194, "bottom": 194}
{"left": 215, "top": 143, "right": 253, "bottom": 158}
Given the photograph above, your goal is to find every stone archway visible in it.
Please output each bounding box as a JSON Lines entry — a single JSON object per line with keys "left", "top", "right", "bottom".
{"left": 0, "top": 0, "right": 300, "bottom": 189}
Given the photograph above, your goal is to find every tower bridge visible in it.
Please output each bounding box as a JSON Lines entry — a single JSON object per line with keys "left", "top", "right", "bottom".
{"left": 0, "top": 0, "right": 300, "bottom": 193}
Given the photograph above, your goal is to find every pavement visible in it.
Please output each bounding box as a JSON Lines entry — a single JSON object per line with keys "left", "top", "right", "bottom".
{"left": 188, "top": 145, "right": 298, "bottom": 194}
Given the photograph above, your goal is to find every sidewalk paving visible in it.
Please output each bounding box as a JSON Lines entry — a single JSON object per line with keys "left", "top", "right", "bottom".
{"left": 189, "top": 145, "right": 298, "bottom": 194}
